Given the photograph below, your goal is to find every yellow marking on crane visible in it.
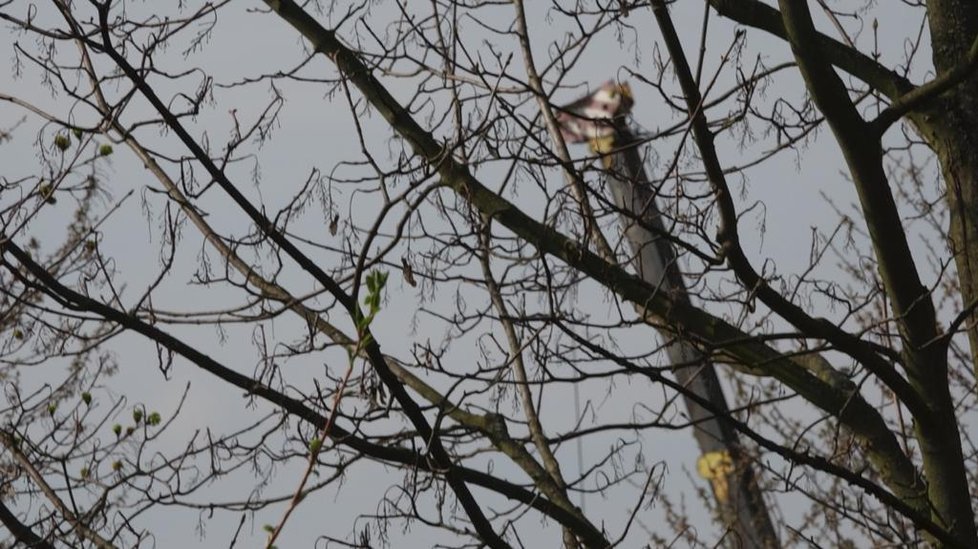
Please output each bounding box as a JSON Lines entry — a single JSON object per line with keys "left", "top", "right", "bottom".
{"left": 697, "top": 450, "right": 735, "bottom": 503}
{"left": 588, "top": 135, "right": 617, "bottom": 155}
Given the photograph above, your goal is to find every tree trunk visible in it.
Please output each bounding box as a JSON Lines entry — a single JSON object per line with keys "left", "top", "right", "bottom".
{"left": 920, "top": 107, "right": 978, "bottom": 547}
{"left": 927, "top": 0, "right": 978, "bottom": 380}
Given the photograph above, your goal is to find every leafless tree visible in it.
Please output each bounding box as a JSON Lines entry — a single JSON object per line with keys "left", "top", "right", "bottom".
{"left": 1, "top": 1, "right": 976, "bottom": 547}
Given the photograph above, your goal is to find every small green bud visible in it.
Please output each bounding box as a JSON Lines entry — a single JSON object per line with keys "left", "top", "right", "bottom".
{"left": 13, "top": 329, "right": 24, "bottom": 340}
{"left": 125, "top": 426, "right": 135, "bottom": 437}
{"left": 47, "top": 403, "right": 57, "bottom": 415}
{"left": 72, "top": 128, "right": 83, "bottom": 139}
{"left": 111, "top": 460, "right": 122, "bottom": 471}
{"left": 308, "top": 437, "right": 322, "bottom": 453}
{"left": 81, "top": 392, "right": 92, "bottom": 405}
{"left": 262, "top": 524, "right": 275, "bottom": 533}
{"left": 112, "top": 424, "right": 122, "bottom": 436}
{"left": 53, "top": 134, "right": 71, "bottom": 151}
{"left": 80, "top": 467, "right": 90, "bottom": 479}
{"left": 132, "top": 408, "right": 143, "bottom": 423}
{"left": 98, "top": 144, "right": 113, "bottom": 156}
{"left": 38, "top": 183, "right": 56, "bottom": 204}
{"left": 146, "top": 412, "right": 161, "bottom": 426}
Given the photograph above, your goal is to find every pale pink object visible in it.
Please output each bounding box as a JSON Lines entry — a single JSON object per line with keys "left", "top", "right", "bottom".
{"left": 554, "top": 80, "right": 634, "bottom": 143}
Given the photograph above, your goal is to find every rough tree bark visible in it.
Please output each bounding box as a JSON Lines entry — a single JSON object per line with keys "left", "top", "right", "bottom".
{"left": 925, "top": 1, "right": 978, "bottom": 379}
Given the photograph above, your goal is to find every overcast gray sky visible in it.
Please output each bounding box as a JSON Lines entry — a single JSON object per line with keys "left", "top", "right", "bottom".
{"left": 0, "top": 1, "right": 946, "bottom": 547}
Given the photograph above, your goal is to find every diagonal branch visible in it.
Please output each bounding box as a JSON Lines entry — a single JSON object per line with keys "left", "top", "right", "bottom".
{"left": 554, "top": 323, "right": 961, "bottom": 547}
{"left": 83, "top": 4, "right": 508, "bottom": 544}
{"left": 707, "top": 0, "right": 915, "bottom": 102}
{"left": 258, "top": 0, "right": 930, "bottom": 533}
{"left": 511, "top": 0, "right": 616, "bottom": 265}
{"left": 98, "top": 108, "right": 606, "bottom": 546}
{"left": 872, "top": 33, "right": 978, "bottom": 133}
{"left": 0, "top": 238, "right": 604, "bottom": 547}
{"left": 649, "top": 0, "right": 928, "bottom": 420}
{"left": 0, "top": 499, "right": 56, "bottom": 549}
{"left": 0, "top": 430, "right": 117, "bottom": 549}
{"left": 775, "top": 1, "right": 977, "bottom": 545}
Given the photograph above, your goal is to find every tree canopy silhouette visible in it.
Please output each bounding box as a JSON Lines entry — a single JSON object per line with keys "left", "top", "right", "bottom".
{"left": 1, "top": 1, "right": 977, "bottom": 547}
